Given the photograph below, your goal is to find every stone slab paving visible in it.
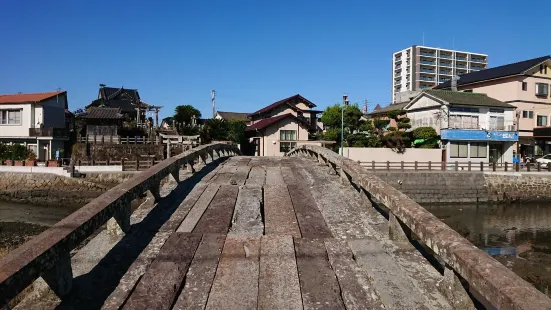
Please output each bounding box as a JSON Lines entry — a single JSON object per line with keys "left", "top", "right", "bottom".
{"left": 24, "top": 156, "right": 456, "bottom": 309}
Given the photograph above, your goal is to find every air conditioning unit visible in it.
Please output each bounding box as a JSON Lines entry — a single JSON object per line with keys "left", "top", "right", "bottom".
{"left": 506, "top": 125, "right": 516, "bottom": 131}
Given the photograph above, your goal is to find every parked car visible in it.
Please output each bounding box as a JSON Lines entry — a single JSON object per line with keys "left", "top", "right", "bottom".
{"left": 535, "top": 154, "right": 551, "bottom": 167}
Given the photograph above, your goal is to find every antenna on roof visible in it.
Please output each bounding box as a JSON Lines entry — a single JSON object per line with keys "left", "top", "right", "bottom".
{"left": 99, "top": 84, "right": 106, "bottom": 88}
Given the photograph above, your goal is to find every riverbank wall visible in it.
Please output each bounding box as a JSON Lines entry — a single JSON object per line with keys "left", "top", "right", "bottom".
{"left": 371, "top": 171, "right": 551, "bottom": 204}
{"left": 0, "top": 172, "right": 110, "bottom": 207}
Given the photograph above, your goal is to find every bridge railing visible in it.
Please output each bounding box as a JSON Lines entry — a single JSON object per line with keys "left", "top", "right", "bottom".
{"left": 287, "top": 145, "right": 551, "bottom": 310}
{"left": 359, "top": 160, "right": 551, "bottom": 172}
{"left": 0, "top": 143, "right": 239, "bottom": 307}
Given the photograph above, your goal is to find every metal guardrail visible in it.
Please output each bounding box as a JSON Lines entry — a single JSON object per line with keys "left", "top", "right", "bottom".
{"left": 357, "top": 160, "right": 551, "bottom": 172}
{"left": 0, "top": 142, "right": 240, "bottom": 307}
{"left": 287, "top": 145, "right": 551, "bottom": 310}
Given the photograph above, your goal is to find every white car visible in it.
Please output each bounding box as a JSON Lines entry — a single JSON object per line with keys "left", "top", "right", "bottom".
{"left": 536, "top": 154, "right": 551, "bottom": 167}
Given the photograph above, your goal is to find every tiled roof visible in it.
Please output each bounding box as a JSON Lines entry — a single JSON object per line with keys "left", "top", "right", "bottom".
{"left": 422, "top": 89, "right": 515, "bottom": 108}
{"left": 246, "top": 113, "right": 309, "bottom": 131}
{"left": 435, "top": 55, "right": 551, "bottom": 89}
{"left": 216, "top": 111, "right": 250, "bottom": 121}
{"left": 0, "top": 91, "right": 66, "bottom": 104}
{"left": 99, "top": 86, "right": 141, "bottom": 101}
{"left": 79, "top": 107, "right": 124, "bottom": 119}
{"left": 87, "top": 99, "right": 147, "bottom": 113}
{"left": 368, "top": 102, "right": 407, "bottom": 115}
{"left": 249, "top": 94, "right": 316, "bottom": 117}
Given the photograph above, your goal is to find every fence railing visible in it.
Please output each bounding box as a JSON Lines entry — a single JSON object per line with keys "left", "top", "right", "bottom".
{"left": 287, "top": 145, "right": 551, "bottom": 310}
{"left": 29, "top": 128, "right": 69, "bottom": 138}
{"left": 75, "top": 159, "right": 163, "bottom": 171}
{"left": 358, "top": 160, "right": 551, "bottom": 172}
{"left": 77, "top": 136, "right": 159, "bottom": 144}
{"left": 0, "top": 142, "right": 240, "bottom": 307}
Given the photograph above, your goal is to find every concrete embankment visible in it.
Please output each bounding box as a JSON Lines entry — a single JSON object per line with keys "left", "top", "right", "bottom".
{"left": 372, "top": 171, "right": 551, "bottom": 204}
{"left": 0, "top": 172, "right": 110, "bottom": 207}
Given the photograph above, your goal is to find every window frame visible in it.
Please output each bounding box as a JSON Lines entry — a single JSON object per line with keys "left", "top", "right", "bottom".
{"left": 279, "top": 141, "right": 297, "bottom": 153}
{"left": 536, "top": 83, "right": 549, "bottom": 97}
{"left": 470, "top": 142, "right": 487, "bottom": 158}
{"left": 280, "top": 130, "right": 297, "bottom": 141}
{"left": 450, "top": 142, "right": 468, "bottom": 158}
{"left": 0, "top": 109, "right": 22, "bottom": 125}
{"left": 522, "top": 82, "right": 527, "bottom": 91}
{"left": 537, "top": 115, "right": 548, "bottom": 127}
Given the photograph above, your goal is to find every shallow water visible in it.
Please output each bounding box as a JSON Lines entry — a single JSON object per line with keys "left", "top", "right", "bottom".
{"left": 424, "top": 203, "right": 551, "bottom": 295}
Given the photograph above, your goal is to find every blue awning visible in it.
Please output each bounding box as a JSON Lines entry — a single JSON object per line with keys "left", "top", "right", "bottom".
{"left": 441, "top": 129, "right": 518, "bottom": 141}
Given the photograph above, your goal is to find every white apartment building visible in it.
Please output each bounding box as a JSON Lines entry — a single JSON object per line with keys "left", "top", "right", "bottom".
{"left": 392, "top": 45, "right": 488, "bottom": 103}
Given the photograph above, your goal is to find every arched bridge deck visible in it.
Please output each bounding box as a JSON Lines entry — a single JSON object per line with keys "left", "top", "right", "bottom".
{"left": 0, "top": 144, "right": 549, "bottom": 309}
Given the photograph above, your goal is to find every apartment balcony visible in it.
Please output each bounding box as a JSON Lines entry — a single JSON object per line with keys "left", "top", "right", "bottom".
{"left": 420, "top": 52, "right": 436, "bottom": 57}
{"left": 470, "top": 58, "right": 487, "bottom": 63}
{"left": 395, "top": 65, "right": 402, "bottom": 70}
{"left": 394, "top": 81, "right": 401, "bottom": 85}
{"left": 420, "top": 69, "right": 436, "bottom": 74}
{"left": 439, "top": 79, "right": 451, "bottom": 84}
{"left": 29, "top": 127, "right": 69, "bottom": 139}
{"left": 471, "top": 67, "right": 484, "bottom": 71}
{"left": 456, "top": 64, "right": 467, "bottom": 69}
{"left": 419, "top": 76, "right": 435, "bottom": 81}
{"left": 455, "top": 56, "right": 467, "bottom": 61}
{"left": 421, "top": 60, "right": 435, "bottom": 66}
{"left": 439, "top": 54, "right": 453, "bottom": 59}
{"left": 394, "top": 74, "right": 401, "bottom": 79}
{"left": 439, "top": 71, "right": 452, "bottom": 75}
{"left": 440, "top": 63, "right": 452, "bottom": 67}
{"left": 395, "top": 58, "right": 402, "bottom": 63}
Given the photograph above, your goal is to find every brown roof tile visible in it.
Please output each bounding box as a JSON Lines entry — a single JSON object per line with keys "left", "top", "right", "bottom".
{"left": 0, "top": 91, "right": 66, "bottom": 104}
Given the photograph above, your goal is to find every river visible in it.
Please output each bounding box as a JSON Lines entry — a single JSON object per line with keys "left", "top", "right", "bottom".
{"left": 1, "top": 200, "right": 550, "bottom": 296}
{"left": 424, "top": 203, "right": 551, "bottom": 296}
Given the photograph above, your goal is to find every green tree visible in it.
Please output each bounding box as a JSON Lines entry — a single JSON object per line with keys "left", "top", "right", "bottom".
{"left": 200, "top": 119, "right": 229, "bottom": 143}
{"left": 227, "top": 120, "right": 248, "bottom": 144}
{"left": 174, "top": 105, "right": 201, "bottom": 133}
{"left": 412, "top": 127, "right": 439, "bottom": 148}
{"left": 320, "top": 103, "right": 363, "bottom": 132}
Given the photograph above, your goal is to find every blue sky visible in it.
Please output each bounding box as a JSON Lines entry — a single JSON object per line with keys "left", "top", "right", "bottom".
{"left": 0, "top": 0, "right": 549, "bottom": 120}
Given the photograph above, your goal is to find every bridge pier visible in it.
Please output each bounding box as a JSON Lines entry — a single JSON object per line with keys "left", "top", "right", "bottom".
{"left": 170, "top": 167, "right": 180, "bottom": 183}
{"left": 107, "top": 201, "right": 132, "bottom": 236}
{"left": 443, "top": 265, "right": 475, "bottom": 309}
{"left": 148, "top": 181, "right": 162, "bottom": 203}
{"left": 41, "top": 251, "right": 73, "bottom": 299}
{"left": 388, "top": 213, "right": 410, "bottom": 244}
{"left": 187, "top": 161, "right": 196, "bottom": 173}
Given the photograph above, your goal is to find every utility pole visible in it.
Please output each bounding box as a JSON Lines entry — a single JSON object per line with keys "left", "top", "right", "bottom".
{"left": 362, "top": 99, "right": 368, "bottom": 115}
{"left": 211, "top": 90, "right": 216, "bottom": 118}
{"left": 516, "top": 110, "right": 520, "bottom": 160}
{"left": 341, "top": 93, "right": 349, "bottom": 156}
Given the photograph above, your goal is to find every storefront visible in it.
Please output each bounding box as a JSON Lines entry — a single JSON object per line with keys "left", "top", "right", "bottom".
{"left": 533, "top": 127, "right": 551, "bottom": 156}
{"left": 441, "top": 129, "right": 518, "bottom": 164}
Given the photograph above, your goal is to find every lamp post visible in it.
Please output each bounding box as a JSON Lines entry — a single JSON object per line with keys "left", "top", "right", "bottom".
{"left": 341, "top": 93, "right": 349, "bottom": 155}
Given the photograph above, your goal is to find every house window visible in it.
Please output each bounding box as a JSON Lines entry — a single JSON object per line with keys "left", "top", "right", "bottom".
{"left": 0, "top": 110, "right": 22, "bottom": 125}
{"left": 489, "top": 116, "right": 505, "bottom": 130}
{"left": 523, "top": 111, "right": 534, "bottom": 119}
{"left": 450, "top": 142, "right": 468, "bottom": 158}
{"left": 522, "top": 82, "right": 527, "bottom": 91}
{"left": 537, "top": 115, "right": 548, "bottom": 126}
{"left": 449, "top": 115, "right": 479, "bottom": 129}
{"left": 280, "top": 130, "right": 297, "bottom": 153}
{"left": 470, "top": 142, "right": 487, "bottom": 158}
{"left": 536, "top": 83, "right": 549, "bottom": 96}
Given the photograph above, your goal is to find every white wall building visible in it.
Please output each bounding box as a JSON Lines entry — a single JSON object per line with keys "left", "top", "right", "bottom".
{"left": 0, "top": 91, "right": 69, "bottom": 160}
{"left": 405, "top": 90, "right": 517, "bottom": 164}
{"left": 393, "top": 45, "right": 488, "bottom": 103}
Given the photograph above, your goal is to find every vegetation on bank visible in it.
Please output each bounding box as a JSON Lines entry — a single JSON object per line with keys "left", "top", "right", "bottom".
{"left": 319, "top": 103, "right": 438, "bottom": 152}
{"left": 0, "top": 144, "right": 34, "bottom": 161}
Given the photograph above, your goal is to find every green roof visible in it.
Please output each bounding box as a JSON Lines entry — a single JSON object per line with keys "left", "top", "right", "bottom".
{"left": 422, "top": 89, "right": 515, "bottom": 108}
{"left": 368, "top": 102, "right": 408, "bottom": 115}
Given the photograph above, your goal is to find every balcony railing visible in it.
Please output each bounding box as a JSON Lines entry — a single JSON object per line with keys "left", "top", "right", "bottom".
{"left": 440, "top": 54, "right": 452, "bottom": 59}
{"left": 440, "top": 71, "right": 452, "bottom": 75}
{"left": 440, "top": 63, "right": 452, "bottom": 67}
{"left": 456, "top": 65, "right": 467, "bottom": 69}
{"left": 420, "top": 52, "right": 435, "bottom": 57}
{"left": 421, "top": 61, "right": 435, "bottom": 65}
{"left": 419, "top": 77, "right": 435, "bottom": 81}
{"left": 29, "top": 128, "right": 68, "bottom": 138}
{"left": 420, "top": 69, "right": 435, "bottom": 73}
{"left": 471, "top": 58, "right": 486, "bottom": 63}
{"left": 455, "top": 56, "right": 467, "bottom": 61}
{"left": 394, "top": 81, "right": 401, "bottom": 85}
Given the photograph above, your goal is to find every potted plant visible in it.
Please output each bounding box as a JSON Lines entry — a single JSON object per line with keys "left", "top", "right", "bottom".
{"left": 4, "top": 159, "right": 13, "bottom": 166}
{"left": 47, "top": 159, "right": 59, "bottom": 167}
{"left": 25, "top": 151, "right": 37, "bottom": 167}
{"left": 14, "top": 159, "right": 24, "bottom": 166}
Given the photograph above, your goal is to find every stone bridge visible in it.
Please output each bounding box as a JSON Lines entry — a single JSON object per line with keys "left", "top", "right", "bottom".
{"left": 0, "top": 143, "right": 549, "bottom": 309}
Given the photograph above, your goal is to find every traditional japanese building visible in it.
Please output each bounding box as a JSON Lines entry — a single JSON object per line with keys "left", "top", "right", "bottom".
{"left": 86, "top": 84, "right": 162, "bottom": 127}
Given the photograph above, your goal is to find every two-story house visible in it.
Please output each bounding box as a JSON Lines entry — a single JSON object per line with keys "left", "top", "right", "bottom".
{"left": 405, "top": 89, "right": 518, "bottom": 164}
{"left": 245, "top": 94, "right": 331, "bottom": 156}
{"left": 435, "top": 55, "right": 551, "bottom": 158}
{"left": 0, "top": 91, "right": 69, "bottom": 160}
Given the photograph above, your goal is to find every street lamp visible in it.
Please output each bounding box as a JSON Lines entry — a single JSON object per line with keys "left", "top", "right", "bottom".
{"left": 341, "top": 93, "right": 349, "bottom": 155}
